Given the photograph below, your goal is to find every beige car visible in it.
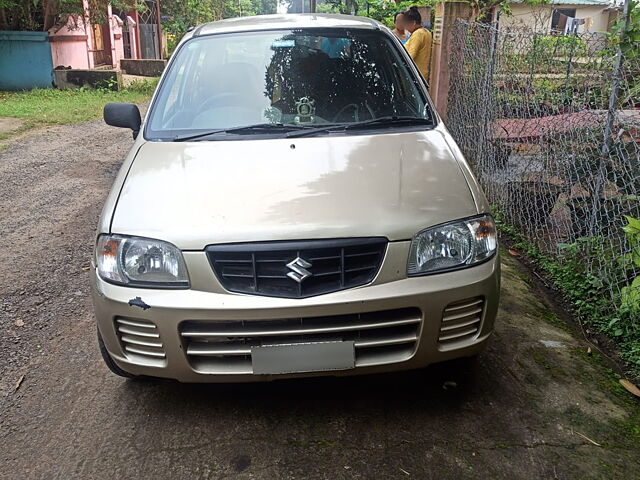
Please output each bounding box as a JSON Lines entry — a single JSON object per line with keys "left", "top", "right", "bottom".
{"left": 93, "top": 14, "right": 500, "bottom": 382}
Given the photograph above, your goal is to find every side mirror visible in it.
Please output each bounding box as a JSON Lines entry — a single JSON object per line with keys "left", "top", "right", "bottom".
{"left": 104, "top": 103, "right": 141, "bottom": 139}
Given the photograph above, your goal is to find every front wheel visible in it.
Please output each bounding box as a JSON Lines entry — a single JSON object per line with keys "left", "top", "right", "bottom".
{"left": 96, "top": 327, "right": 136, "bottom": 378}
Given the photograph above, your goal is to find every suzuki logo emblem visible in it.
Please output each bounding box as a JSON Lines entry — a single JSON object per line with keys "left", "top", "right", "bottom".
{"left": 286, "top": 257, "right": 313, "bottom": 284}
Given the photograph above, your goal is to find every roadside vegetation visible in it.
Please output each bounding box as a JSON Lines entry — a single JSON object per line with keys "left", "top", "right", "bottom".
{"left": 495, "top": 210, "right": 640, "bottom": 380}
{"left": 0, "top": 79, "right": 157, "bottom": 140}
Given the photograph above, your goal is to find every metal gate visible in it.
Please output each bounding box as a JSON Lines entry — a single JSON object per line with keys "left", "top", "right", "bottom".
{"left": 140, "top": 23, "right": 159, "bottom": 59}
{"left": 120, "top": 13, "right": 132, "bottom": 58}
{"left": 138, "top": 0, "right": 160, "bottom": 59}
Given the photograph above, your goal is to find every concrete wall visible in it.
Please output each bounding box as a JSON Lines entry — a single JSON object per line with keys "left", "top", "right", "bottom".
{"left": 111, "top": 14, "right": 125, "bottom": 66}
{"left": 106, "top": 4, "right": 125, "bottom": 68}
{"left": 54, "top": 69, "right": 122, "bottom": 90}
{"left": 0, "top": 31, "right": 54, "bottom": 90}
{"left": 49, "top": 16, "right": 92, "bottom": 69}
{"left": 501, "top": 4, "right": 610, "bottom": 33}
{"left": 120, "top": 59, "right": 166, "bottom": 76}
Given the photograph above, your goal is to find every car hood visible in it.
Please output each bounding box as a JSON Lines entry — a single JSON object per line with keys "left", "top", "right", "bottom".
{"left": 110, "top": 130, "right": 478, "bottom": 250}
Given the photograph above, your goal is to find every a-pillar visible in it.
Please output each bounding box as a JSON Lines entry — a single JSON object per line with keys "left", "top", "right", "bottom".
{"left": 429, "top": 1, "right": 471, "bottom": 120}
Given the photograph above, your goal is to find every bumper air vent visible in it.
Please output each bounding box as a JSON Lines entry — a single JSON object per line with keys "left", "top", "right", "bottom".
{"left": 179, "top": 307, "right": 422, "bottom": 375}
{"left": 115, "top": 317, "right": 166, "bottom": 365}
{"left": 438, "top": 298, "right": 484, "bottom": 346}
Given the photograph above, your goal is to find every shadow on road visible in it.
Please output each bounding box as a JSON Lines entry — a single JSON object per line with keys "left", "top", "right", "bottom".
{"left": 119, "top": 357, "right": 492, "bottom": 417}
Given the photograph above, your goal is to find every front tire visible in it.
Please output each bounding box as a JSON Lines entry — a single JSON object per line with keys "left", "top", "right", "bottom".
{"left": 97, "top": 327, "right": 136, "bottom": 378}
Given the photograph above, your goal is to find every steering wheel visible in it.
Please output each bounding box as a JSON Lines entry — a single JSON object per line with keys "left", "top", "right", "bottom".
{"left": 332, "top": 102, "right": 375, "bottom": 123}
{"left": 198, "top": 92, "right": 246, "bottom": 114}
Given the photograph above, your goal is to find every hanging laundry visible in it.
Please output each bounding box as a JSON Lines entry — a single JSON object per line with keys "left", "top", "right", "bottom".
{"left": 565, "top": 17, "right": 585, "bottom": 34}
{"left": 556, "top": 13, "right": 569, "bottom": 32}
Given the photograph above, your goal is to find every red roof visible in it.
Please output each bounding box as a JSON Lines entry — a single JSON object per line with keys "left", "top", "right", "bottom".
{"left": 493, "top": 111, "right": 606, "bottom": 141}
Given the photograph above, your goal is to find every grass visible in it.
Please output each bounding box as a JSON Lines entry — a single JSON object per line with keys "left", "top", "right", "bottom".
{"left": 0, "top": 79, "right": 158, "bottom": 140}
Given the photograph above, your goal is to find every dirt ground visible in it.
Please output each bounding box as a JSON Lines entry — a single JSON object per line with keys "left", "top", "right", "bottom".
{"left": 0, "top": 115, "right": 638, "bottom": 480}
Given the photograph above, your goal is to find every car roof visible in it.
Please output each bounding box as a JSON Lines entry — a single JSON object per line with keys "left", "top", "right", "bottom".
{"left": 193, "top": 14, "right": 382, "bottom": 37}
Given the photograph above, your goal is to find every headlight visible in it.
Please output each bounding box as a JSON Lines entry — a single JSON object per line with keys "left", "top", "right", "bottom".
{"left": 95, "top": 235, "right": 189, "bottom": 288}
{"left": 408, "top": 215, "right": 497, "bottom": 275}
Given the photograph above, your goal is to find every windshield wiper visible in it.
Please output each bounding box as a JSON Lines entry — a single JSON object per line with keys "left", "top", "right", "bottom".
{"left": 172, "top": 123, "right": 315, "bottom": 142}
{"left": 285, "top": 116, "right": 434, "bottom": 138}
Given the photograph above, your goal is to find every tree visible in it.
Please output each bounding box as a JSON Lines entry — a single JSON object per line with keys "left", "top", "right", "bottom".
{"left": 316, "top": 0, "right": 434, "bottom": 27}
{"left": 161, "top": 0, "right": 277, "bottom": 52}
{"left": 0, "top": 0, "right": 144, "bottom": 31}
{"left": 467, "top": 0, "right": 509, "bottom": 22}
{"left": 161, "top": 0, "right": 225, "bottom": 37}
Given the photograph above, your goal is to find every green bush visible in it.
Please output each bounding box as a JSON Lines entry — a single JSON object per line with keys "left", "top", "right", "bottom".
{"left": 620, "top": 216, "right": 640, "bottom": 312}
{"left": 535, "top": 35, "right": 589, "bottom": 57}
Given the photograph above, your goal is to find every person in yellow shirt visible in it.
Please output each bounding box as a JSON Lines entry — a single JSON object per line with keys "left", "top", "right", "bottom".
{"left": 403, "top": 6, "right": 433, "bottom": 81}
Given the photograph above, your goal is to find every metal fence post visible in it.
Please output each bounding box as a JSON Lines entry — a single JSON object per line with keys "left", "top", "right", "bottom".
{"left": 589, "top": 0, "right": 632, "bottom": 235}
{"left": 483, "top": 22, "right": 499, "bottom": 168}
{"left": 564, "top": 32, "right": 577, "bottom": 107}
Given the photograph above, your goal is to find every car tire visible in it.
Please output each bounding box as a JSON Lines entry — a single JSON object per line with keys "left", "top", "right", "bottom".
{"left": 97, "top": 327, "right": 137, "bottom": 378}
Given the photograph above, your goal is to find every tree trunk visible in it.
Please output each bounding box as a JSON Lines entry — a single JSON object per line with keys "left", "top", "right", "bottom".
{"left": 0, "top": 7, "right": 8, "bottom": 30}
{"left": 43, "top": 0, "right": 57, "bottom": 31}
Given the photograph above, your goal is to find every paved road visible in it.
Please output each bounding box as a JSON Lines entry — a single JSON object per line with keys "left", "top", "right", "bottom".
{"left": 0, "top": 116, "right": 638, "bottom": 479}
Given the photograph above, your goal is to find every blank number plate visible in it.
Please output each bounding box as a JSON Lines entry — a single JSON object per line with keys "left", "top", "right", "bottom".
{"left": 251, "top": 341, "right": 355, "bottom": 375}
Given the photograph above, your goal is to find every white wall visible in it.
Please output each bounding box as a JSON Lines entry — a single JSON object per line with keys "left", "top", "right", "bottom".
{"left": 500, "top": 4, "right": 610, "bottom": 33}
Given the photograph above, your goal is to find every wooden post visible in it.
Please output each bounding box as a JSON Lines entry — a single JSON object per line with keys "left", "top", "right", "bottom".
{"left": 156, "top": 0, "right": 162, "bottom": 59}
{"left": 429, "top": 1, "right": 471, "bottom": 120}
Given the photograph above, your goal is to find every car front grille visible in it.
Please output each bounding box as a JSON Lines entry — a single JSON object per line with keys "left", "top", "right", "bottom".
{"left": 179, "top": 307, "right": 422, "bottom": 375}
{"left": 438, "top": 298, "right": 484, "bottom": 346}
{"left": 115, "top": 317, "right": 166, "bottom": 364}
{"left": 206, "top": 238, "right": 387, "bottom": 299}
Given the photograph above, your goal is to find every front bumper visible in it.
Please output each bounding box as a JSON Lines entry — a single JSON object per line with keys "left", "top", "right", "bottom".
{"left": 91, "top": 241, "right": 500, "bottom": 382}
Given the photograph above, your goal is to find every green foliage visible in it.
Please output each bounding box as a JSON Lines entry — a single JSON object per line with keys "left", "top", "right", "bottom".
{"left": 536, "top": 34, "right": 588, "bottom": 57}
{"left": 517, "top": 34, "right": 590, "bottom": 73}
{"left": 96, "top": 76, "right": 120, "bottom": 92}
{"left": 0, "top": 0, "right": 145, "bottom": 31}
{"left": 161, "top": 0, "right": 277, "bottom": 53}
{"left": 468, "top": 0, "right": 511, "bottom": 22}
{"left": 367, "top": 0, "right": 428, "bottom": 26}
{"left": 316, "top": 0, "right": 519, "bottom": 24}
{"left": 161, "top": 0, "right": 224, "bottom": 53}
{"left": 611, "top": 0, "right": 640, "bottom": 60}
{"left": 620, "top": 216, "right": 640, "bottom": 311}
{"left": 317, "top": 0, "right": 521, "bottom": 24}
{"left": 316, "top": 0, "right": 429, "bottom": 26}
{"left": 607, "top": 0, "right": 640, "bottom": 106}
{"left": 223, "top": 0, "right": 277, "bottom": 19}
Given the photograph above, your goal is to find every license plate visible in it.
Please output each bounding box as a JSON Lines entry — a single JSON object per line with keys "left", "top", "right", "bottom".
{"left": 251, "top": 341, "right": 355, "bottom": 375}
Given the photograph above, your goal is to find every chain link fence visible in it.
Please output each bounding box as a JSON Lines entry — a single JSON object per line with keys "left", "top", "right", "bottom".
{"left": 446, "top": 19, "right": 640, "bottom": 324}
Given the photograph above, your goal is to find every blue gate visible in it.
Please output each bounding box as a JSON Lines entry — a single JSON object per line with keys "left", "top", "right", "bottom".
{"left": 0, "top": 31, "right": 54, "bottom": 90}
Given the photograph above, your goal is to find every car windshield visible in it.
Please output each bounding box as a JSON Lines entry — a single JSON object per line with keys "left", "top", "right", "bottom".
{"left": 146, "top": 28, "right": 433, "bottom": 140}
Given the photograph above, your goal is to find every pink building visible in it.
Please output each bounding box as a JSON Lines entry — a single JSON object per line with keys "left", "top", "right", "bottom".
{"left": 48, "top": 0, "right": 160, "bottom": 70}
